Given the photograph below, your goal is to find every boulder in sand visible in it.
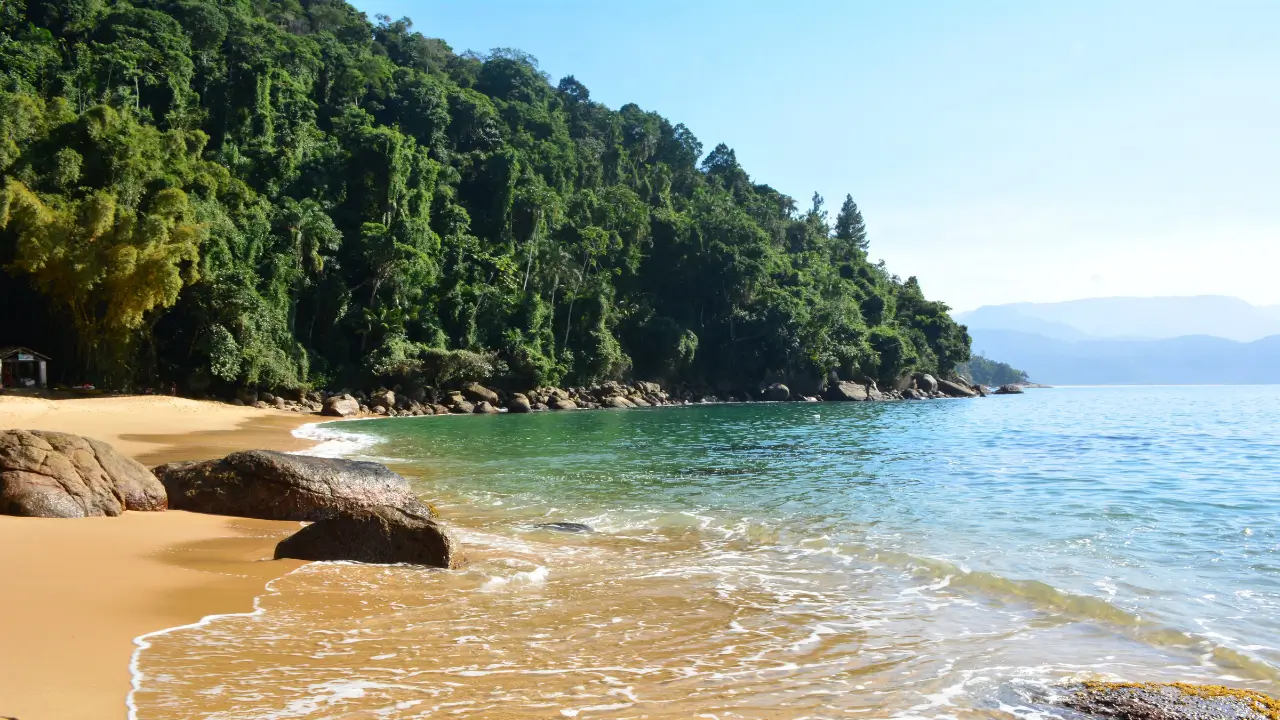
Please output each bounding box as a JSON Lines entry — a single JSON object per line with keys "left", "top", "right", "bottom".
{"left": 323, "top": 394, "right": 360, "bottom": 417}
{"left": 274, "top": 505, "right": 464, "bottom": 568}
{"left": 0, "top": 430, "right": 166, "bottom": 517}
{"left": 153, "top": 450, "right": 430, "bottom": 521}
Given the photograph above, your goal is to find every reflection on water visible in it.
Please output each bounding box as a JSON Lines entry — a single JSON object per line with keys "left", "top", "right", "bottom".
{"left": 134, "top": 387, "right": 1280, "bottom": 718}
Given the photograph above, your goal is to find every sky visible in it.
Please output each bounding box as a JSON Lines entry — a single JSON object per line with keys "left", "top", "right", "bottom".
{"left": 352, "top": 0, "right": 1280, "bottom": 312}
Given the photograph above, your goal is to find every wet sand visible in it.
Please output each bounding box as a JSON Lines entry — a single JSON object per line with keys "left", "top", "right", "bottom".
{"left": 0, "top": 395, "right": 316, "bottom": 720}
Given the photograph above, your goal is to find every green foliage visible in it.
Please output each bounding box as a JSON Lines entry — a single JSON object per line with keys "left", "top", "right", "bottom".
{"left": 959, "top": 355, "right": 1029, "bottom": 386}
{"left": 0, "top": 0, "right": 971, "bottom": 392}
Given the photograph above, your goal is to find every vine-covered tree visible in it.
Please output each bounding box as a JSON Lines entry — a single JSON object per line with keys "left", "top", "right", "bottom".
{"left": 0, "top": 0, "right": 970, "bottom": 393}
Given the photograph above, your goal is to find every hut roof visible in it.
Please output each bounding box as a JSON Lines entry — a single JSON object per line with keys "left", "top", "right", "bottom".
{"left": 0, "top": 346, "right": 51, "bottom": 361}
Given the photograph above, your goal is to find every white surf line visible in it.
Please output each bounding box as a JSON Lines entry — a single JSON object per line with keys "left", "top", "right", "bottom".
{"left": 290, "top": 419, "right": 382, "bottom": 458}
{"left": 125, "top": 563, "right": 311, "bottom": 720}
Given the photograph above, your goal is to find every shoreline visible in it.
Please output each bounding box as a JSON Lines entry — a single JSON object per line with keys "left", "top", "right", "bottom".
{"left": 0, "top": 395, "right": 317, "bottom": 720}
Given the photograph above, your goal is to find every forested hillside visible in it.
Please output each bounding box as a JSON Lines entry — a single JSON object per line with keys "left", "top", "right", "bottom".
{"left": 0, "top": 0, "right": 969, "bottom": 394}
{"left": 957, "top": 355, "right": 1029, "bottom": 386}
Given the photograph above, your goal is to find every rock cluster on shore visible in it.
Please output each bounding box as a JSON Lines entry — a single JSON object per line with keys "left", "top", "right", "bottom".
{"left": 0, "top": 431, "right": 462, "bottom": 568}
{"left": 154, "top": 450, "right": 464, "bottom": 568}
{"left": 240, "top": 373, "right": 997, "bottom": 421}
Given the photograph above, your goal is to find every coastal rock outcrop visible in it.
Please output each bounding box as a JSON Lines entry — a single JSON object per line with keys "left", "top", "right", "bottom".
{"left": 370, "top": 390, "right": 396, "bottom": 410}
{"left": 461, "top": 382, "right": 499, "bottom": 405}
{"left": 1057, "top": 682, "right": 1279, "bottom": 720}
{"left": 915, "top": 373, "right": 938, "bottom": 393}
{"left": 274, "top": 505, "right": 464, "bottom": 568}
{"left": 763, "top": 383, "right": 790, "bottom": 401}
{"left": 936, "top": 379, "right": 978, "bottom": 398}
{"left": 322, "top": 395, "right": 360, "bottom": 417}
{"left": 0, "top": 430, "right": 166, "bottom": 517}
{"left": 153, "top": 450, "right": 431, "bottom": 521}
{"left": 825, "top": 381, "right": 869, "bottom": 402}
{"left": 994, "top": 384, "right": 1024, "bottom": 395}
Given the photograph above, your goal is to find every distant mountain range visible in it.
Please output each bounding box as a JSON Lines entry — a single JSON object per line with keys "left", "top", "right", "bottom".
{"left": 958, "top": 296, "right": 1280, "bottom": 343}
{"left": 957, "top": 296, "right": 1280, "bottom": 385}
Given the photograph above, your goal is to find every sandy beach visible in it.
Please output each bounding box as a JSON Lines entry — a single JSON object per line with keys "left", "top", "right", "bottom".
{"left": 0, "top": 395, "right": 316, "bottom": 720}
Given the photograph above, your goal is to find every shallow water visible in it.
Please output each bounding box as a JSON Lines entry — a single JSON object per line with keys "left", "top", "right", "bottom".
{"left": 133, "top": 386, "right": 1280, "bottom": 718}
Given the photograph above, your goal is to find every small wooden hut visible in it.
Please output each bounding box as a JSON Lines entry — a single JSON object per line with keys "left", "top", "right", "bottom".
{"left": 0, "top": 346, "right": 50, "bottom": 389}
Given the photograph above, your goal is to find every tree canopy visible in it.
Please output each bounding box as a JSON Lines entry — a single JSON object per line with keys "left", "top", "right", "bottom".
{"left": 0, "top": 0, "right": 970, "bottom": 393}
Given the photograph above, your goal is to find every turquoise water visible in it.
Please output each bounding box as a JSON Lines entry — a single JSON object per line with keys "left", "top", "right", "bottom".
{"left": 134, "top": 386, "right": 1280, "bottom": 718}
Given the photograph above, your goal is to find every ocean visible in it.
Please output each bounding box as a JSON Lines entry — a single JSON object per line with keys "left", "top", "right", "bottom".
{"left": 131, "top": 386, "right": 1280, "bottom": 718}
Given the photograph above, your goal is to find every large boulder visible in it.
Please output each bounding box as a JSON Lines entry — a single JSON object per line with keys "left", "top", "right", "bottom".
{"left": 507, "top": 395, "right": 532, "bottom": 414}
{"left": 994, "top": 384, "right": 1024, "bottom": 395}
{"left": 763, "top": 383, "right": 790, "bottom": 401}
{"left": 550, "top": 399, "right": 578, "bottom": 411}
{"left": 0, "top": 430, "right": 165, "bottom": 517}
{"left": 460, "top": 382, "right": 499, "bottom": 405}
{"left": 936, "top": 379, "right": 978, "bottom": 398}
{"left": 370, "top": 390, "right": 396, "bottom": 410}
{"left": 603, "top": 396, "right": 634, "bottom": 409}
{"left": 153, "top": 450, "right": 430, "bottom": 521}
{"left": 914, "top": 373, "right": 938, "bottom": 393}
{"left": 474, "top": 401, "right": 499, "bottom": 414}
{"left": 322, "top": 395, "right": 360, "bottom": 417}
{"left": 274, "top": 506, "right": 464, "bottom": 569}
{"left": 825, "top": 381, "right": 869, "bottom": 402}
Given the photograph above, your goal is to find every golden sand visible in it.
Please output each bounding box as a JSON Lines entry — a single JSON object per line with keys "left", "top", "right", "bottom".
{"left": 0, "top": 395, "right": 315, "bottom": 720}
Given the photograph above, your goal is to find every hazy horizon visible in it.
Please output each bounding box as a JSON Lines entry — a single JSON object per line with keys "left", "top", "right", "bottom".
{"left": 958, "top": 294, "right": 1280, "bottom": 344}
{"left": 352, "top": 0, "right": 1280, "bottom": 312}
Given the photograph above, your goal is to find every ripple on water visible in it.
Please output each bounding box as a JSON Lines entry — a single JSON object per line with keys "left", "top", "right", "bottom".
{"left": 134, "top": 386, "right": 1280, "bottom": 717}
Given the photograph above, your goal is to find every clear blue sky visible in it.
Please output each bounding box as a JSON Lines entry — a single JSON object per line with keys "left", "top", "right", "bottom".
{"left": 352, "top": 0, "right": 1280, "bottom": 311}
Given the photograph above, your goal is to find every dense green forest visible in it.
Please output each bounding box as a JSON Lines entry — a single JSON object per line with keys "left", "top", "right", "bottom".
{"left": 959, "top": 355, "right": 1029, "bottom": 386}
{"left": 0, "top": 0, "right": 970, "bottom": 395}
